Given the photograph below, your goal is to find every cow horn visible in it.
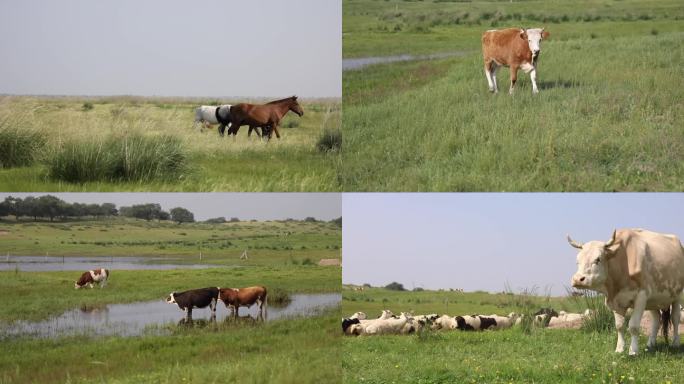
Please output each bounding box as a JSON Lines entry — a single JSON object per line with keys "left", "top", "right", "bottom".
{"left": 604, "top": 229, "right": 617, "bottom": 248}
{"left": 566, "top": 234, "right": 583, "bottom": 249}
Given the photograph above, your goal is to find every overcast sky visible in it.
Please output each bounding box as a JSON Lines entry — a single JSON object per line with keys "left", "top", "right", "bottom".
{"left": 0, "top": 193, "right": 341, "bottom": 221}
{"left": 343, "top": 193, "right": 684, "bottom": 296}
{"left": 0, "top": 0, "right": 341, "bottom": 98}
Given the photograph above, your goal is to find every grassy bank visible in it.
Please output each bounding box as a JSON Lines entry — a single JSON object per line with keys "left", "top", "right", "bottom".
{"left": 342, "top": 287, "right": 684, "bottom": 384}
{"left": 1, "top": 310, "right": 340, "bottom": 384}
{"left": 0, "top": 218, "right": 341, "bottom": 265}
{"left": 342, "top": 0, "right": 684, "bottom": 191}
{"left": 0, "top": 97, "right": 341, "bottom": 191}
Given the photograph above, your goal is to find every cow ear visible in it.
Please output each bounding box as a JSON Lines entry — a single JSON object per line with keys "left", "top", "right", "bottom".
{"left": 542, "top": 29, "right": 550, "bottom": 39}
{"left": 519, "top": 29, "right": 526, "bottom": 39}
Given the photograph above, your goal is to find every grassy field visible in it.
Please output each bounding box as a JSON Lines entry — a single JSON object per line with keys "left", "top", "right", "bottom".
{"left": 342, "top": 0, "right": 684, "bottom": 191}
{"left": 1, "top": 310, "right": 340, "bottom": 384}
{"left": 342, "top": 287, "right": 684, "bottom": 384}
{"left": 0, "top": 218, "right": 341, "bottom": 265}
{"left": 0, "top": 96, "right": 341, "bottom": 191}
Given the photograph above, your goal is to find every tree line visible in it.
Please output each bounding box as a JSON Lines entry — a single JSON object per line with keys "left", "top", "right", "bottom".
{"left": 0, "top": 195, "right": 341, "bottom": 226}
{"left": 0, "top": 195, "right": 195, "bottom": 224}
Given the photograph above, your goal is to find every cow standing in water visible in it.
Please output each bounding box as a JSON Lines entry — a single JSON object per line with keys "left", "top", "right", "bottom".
{"left": 166, "top": 287, "right": 220, "bottom": 321}
{"left": 568, "top": 229, "right": 684, "bottom": 355}
{"left": 482, "top": 28, "right": 549, "bottom": 94}
{"left": 74, "top": 268, "right": 109, "bottom": 289}
{"left": 219, "top": 286, "right": 268, "bottom": 319}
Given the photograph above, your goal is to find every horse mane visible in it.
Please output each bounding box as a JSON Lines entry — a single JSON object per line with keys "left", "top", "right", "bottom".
{"left": 266, "top": 96, "right": 297, "bottom": 105}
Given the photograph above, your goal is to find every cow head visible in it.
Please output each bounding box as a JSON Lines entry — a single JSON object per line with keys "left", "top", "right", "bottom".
{"left": 520, "top": 28, "right": 549, "bottom": 59}
{"left": 567, "top": 230, "right": 619, "bottom": 290}
{"left": 74, "top": 281, "right": 82, "bottom": 289}
{"left": 165, "top": 292, "right": 177, "bottom": 304}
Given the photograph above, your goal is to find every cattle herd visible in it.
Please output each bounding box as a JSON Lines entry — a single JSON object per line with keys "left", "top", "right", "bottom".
{"left": 342, "top": 308, "right": 593, "bottom": 336}
{"left": 73, "top": 269, "right": 268, "bottom": 321}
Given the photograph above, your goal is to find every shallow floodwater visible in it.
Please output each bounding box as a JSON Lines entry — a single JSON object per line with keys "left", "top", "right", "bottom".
{"left": 0, "top": 256, "right": 218, "bottom": 272}
{"left": 342, "top": 52, "right": 466, "bottom": 71}
{"left": 0, "top": 293, "right": 340, "bottom": 338}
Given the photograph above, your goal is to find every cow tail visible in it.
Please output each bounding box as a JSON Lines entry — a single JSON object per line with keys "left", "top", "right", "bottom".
{"left": 661, "top": 306, "right": 671, "bottom": 344}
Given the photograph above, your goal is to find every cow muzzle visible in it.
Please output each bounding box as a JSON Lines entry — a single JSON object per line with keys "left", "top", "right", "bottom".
{"left": 571, "top": 274, "right": 588, "bottom": 288}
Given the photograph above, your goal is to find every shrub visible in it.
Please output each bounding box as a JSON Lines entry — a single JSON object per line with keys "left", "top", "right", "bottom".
{"left": 384, "top": 282, "right": 406, "bottom": 291}
{"left": 0, "top": 119, "right": 45, "bottom": 168}
{"left": 317, "top": 128, "right": 341, "bottom": 152}
{"left": 47, "top": 133, "right": 187, "bottom": 183}
{"left": 82, "top": 102, "right": 94, "bottom": 111}
{"left": 268, "top": 288, "right": 292, "bottom": 307}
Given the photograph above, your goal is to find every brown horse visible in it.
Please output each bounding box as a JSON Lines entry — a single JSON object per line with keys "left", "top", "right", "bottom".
{"left": 227, "top": 96, "right": 303, "bottom": 140}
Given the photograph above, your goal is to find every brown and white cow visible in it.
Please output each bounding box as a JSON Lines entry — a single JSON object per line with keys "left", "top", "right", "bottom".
{"left": 568, "top": 229, "right": 684, "bottom": 355}
{"left": 482, "top": 28, "right": 550, "bottom": 94}
{"left": 218, "top": 286, "right": 268, "bottom": 318}
{"left": 75, "top": 268, "right": 109, "bottom": 289}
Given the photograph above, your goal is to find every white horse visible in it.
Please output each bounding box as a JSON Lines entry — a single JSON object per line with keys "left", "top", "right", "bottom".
{"left": 193, "top": 105, "right": 232, "bottom": 134}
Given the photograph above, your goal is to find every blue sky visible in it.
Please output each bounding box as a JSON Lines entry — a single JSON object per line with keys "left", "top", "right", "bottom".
{"left": 342, "top": 193, "right": 684, "bottom": 296}
{"left": 0, "top": 0, "right": 341, "bottom": 97}
{"left": 0, "top": 193, "right": 341, "bottom": 221}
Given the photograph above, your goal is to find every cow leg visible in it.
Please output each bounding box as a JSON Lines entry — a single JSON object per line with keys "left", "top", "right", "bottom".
{"left": 218, "top": 124, "right": 226, "bottom": 137}
{"left": 647, "top": 310, "right": 660, "bottom": 349}
{"left": 530, "top": 67, "right": 539, "bottom": 94}
{"left": 210, "top": 299, "right": 217, "bottom": 317}
{"left": 672, "top": 299, "right": 681, "bottom": 347}
{"left": 614, "top": 310, "right": 627, "bottom": 353}
{"left": 89, "top": 283, "right": 94, "bottom": 289}
{"left": 628, "top": 291, "right": 648, "bottom": 355}
{"left": 509, "top": 65, "right": 519, "bottom": 95}
{"left": 484, "top": 61, "right": 497, "bottom": 93}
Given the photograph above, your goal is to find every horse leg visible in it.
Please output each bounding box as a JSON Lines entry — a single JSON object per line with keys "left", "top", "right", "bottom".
{"left": 273, "top": 124, "right": 281, "bottom": 140}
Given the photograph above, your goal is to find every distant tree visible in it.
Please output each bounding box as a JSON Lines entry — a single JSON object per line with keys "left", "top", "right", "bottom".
{"left": 304, "top": 217, "right": 317, "bottom": 222}
{"left": 330, "top": 216, "right": 342, "bottom": 226}
{"left": 384, "top": 282, "right": 406, "bottom": 291}
{"left": 204, "top": 217, "right": 226, "bottom": 224}
{"left": 170, "top": 207, "right": 195, "bottom": 224}
{"left": 37, "top": 195, "right": 65, "bottom": 221}
{"left": 120, "top": 203, "right": 167, "bottom": 221}
{"left": 100, "top": 203, "right": 118, "bottom": 217}
{"left": 413, "top": 287, "right": 424, "bottom": 292}
{"left": 229, "top": 217, "right": 240, "bottom": 222}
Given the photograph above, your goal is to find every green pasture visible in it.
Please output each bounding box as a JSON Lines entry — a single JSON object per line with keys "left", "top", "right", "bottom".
{"left": 0, "top": 96, "right": 341, "bottom": 191}
{"left": 0, "top": 311, "right": 341, "bottom": 384}
{"left": 342, "top": 0, "right": 684, "bottom": 191}
{"left": 0, "top": 218, "right": 341, "bottom": 265}
{"left": 342, "top": 287, "right": 684, "bottom": 384}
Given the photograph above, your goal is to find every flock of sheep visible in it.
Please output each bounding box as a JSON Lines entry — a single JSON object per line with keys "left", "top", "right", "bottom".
{"left": 342, "top": 308, "right": 594, "bottom": 336}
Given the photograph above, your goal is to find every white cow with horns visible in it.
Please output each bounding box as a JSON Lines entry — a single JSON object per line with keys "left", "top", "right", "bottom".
{"left": 567, "top": 228, "right": 684, "bottom": 355}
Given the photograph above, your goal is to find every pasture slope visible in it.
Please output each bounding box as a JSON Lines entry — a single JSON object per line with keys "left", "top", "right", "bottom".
{"left": 342, "top": 0, "right": 684, "bottom": 191}
{"left": 0, "top": 96, "right": 341, "bottom": 191}
{"left": 342, "top": 287, "right": 684, "bottom": 384}
{"left": 0, "top": 218, "right": 341, "bottom": 383}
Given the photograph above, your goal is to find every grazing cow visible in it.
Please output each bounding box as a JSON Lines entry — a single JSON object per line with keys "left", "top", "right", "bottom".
{"left": 74, "top": 268, "right": 109, "bottom": 289}
{"left": 486, "top": 314, "right": 517, "bottom": 330}
{"left": 218, "top": 286, "right": 268, "bottom": 318}
{"left": 482, "top": 28, "right": 550, "bottom": 94}
{"left": 568, "top": 228, "right": 684, "bottom": 355}
{"left": 165, "top": 287, "right": 220, "bottom": 320}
